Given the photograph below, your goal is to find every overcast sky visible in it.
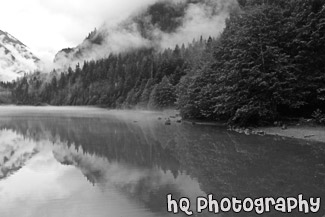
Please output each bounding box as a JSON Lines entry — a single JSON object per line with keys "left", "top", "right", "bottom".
{"left": 0, "top": 0, "right": 155, "bottom": 62}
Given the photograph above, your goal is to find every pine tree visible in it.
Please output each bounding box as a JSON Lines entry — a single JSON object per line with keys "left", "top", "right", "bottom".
{"left": 149, "top": 76, "right": 176, "bottom": 109}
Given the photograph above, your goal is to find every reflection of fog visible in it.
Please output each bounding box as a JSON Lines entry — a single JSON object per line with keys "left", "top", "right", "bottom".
{"left": 0, "top": 134, "right": 178, "bottom": 217}
{"left": 0, "top": 128, "right": 198, "bottom": 217}
{"left": 53, "top": 144, "right": 206, "bottom": 213}
{"left": 0, "top": 107, "right": 324, "bottom": 217}
{"left": 0, "top": 108, "right": 209, "bottom": 217}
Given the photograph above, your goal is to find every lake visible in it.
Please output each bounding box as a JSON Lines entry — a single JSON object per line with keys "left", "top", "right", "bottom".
{"left": 0, "top": 106, "right": 324, "bottom": 217}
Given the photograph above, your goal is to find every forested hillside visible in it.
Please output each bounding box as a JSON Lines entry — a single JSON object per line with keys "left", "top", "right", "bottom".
{"left": 179, "top": 0, "right": 325, "bottom": 125}
{"left": 4, "top": 0, "right": 325, "bottom": 126}
{"left": 10, "top": 38, "right": 210, "bottom": 108}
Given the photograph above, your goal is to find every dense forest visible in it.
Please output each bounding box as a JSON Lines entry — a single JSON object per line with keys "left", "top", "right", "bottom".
{"left": 1, "top": 0, "right": 325, "bottom": 126}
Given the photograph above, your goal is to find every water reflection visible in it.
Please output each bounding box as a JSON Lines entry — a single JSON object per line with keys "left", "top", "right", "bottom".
{"left": 0, "top": 107, "right": 324, "bottom": 217}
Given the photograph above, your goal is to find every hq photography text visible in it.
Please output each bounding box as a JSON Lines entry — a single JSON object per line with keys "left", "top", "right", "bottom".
{"left": 167, "top": 194, "right": 321, "bottom": 215}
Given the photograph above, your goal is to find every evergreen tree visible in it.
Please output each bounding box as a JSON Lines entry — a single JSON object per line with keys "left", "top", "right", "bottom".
{"left": 150, "top": 76, "right": 176, "bottom": 109}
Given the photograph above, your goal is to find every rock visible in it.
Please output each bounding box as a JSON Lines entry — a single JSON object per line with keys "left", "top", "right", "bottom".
{"left": 170, "top": 116, "right": 176, "bottom": 119}
{"left": 158, "top": 117, "right": 162, "bottom": 120}
{"left": 165, "top": 119, "right": 171, "bottom": 125}
{"left": 176, "top": 119, "right": 182, "bottom": 123}
{"left": 256, "top": 131, "right": 265, "bottom": 136}
{"left": 244, "top": 128, "right": 251, "bottom": 135}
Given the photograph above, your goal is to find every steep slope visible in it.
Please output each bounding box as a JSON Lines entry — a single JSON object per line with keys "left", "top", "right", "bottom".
{"left": 0, "top": 30, "right": 40, "bottom": 81}
{"left": 54, "top": 0, "right": 237, "bottom": 68}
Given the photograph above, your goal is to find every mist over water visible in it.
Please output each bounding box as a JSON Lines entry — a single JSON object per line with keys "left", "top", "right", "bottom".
{"left": 0, "top": 107, "right": 324, "bottom": 217}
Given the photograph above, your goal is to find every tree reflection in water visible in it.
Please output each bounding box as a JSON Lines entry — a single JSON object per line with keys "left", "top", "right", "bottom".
{"left": 0, "top": 109, "right": 324, "bottom": 217}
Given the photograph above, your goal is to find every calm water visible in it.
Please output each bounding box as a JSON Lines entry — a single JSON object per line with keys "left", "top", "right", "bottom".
{"left": 0, "top": 106, "right": 324, "bottom": 217}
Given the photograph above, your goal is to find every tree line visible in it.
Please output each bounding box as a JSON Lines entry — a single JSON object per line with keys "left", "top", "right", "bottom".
{"left": 5, "top": 0, "right": 325, "bottom": 126}
{"left": 11, "top": 38, "right": 207, "bottom": 108}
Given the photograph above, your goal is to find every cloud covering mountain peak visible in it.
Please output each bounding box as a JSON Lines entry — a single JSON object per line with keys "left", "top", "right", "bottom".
{"left": 54, "top": 0, "right": 238, "bottom": 69}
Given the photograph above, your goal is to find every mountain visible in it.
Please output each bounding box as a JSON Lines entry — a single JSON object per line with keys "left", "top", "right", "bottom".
{"left": 0, "top": 29, "right": 40, "bottom": 81}
{"left": 54, "top": 0, "right": 237, "bottom": 69}
{"left": 53, "top": 28, "right": 106, "bottom": 68}
{"left": 53, "top": 0, "right": 190, "bottom": 65}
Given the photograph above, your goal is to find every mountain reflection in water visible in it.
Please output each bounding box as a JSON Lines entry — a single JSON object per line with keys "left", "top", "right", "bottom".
{"left": 0, "top": 107, "right": 324, "bottom": 217}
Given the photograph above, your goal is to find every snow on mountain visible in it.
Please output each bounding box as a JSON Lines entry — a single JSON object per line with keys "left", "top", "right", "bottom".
{"left": 0, "top": 29, "right": 40, "bottom": 81}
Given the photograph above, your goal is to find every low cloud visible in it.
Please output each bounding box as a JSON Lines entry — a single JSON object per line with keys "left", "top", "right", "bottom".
{"left": 0, "top": 0, "right": 159, "bottom": 64}
{"left": 158, "top": 0, "right": 236, "bottom": 48}
{"left": 0, "top": 0, "right": 239, "bottom": 74}
{"left": 54, "top": 0, "right": 238, "bottom": 70}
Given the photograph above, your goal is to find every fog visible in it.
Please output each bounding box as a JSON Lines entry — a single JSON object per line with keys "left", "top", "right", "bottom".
{"left": 53, "top": 0, "right": 238, "bottom": 70}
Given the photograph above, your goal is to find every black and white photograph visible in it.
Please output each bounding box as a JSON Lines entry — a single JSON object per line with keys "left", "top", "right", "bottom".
{"left": 0, "top": 0, "right": 324, "bottom": 216}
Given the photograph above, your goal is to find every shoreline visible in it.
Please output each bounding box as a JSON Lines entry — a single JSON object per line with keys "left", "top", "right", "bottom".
{"left": 158, "top": 110, "right": 325, "bottom": 143}
{"left": 170, "top": 116, "right": 325, "bottom": 144}
{"left": 257, "top": 126, "right": 325, "bottom": 143}
{"left": 123, "top": 108, "right": 325, "bottom": 143}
